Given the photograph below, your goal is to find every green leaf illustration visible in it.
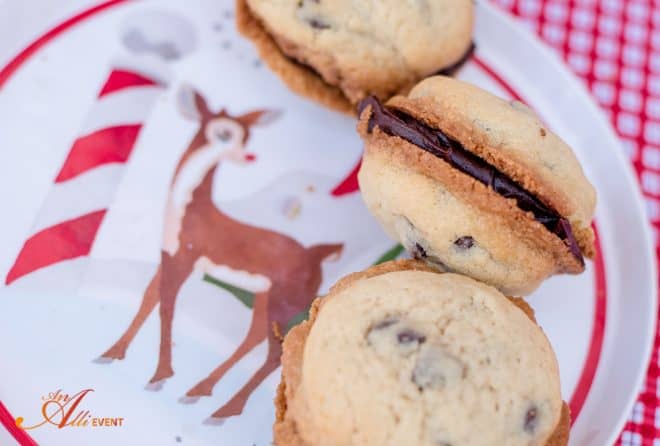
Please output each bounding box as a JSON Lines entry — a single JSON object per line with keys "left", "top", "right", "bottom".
{"left": 373, "top": 244, "right": 405, "bottom": 265}
{"left": 203, "top": 244, "right": 405, "bottom": 335}
{"left": 203, "top": 274, "right": 255, "bottom": 309}
{"left": 286, "top": 309, "right": 309, "bottom": 334}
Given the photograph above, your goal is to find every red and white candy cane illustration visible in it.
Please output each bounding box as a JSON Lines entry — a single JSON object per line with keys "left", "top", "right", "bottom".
{"left": 5, "top": 11, "right": 197, "bottom": 285}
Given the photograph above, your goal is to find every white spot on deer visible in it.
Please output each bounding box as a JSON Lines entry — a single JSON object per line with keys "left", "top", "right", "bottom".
{"left": 163, "top": 143, "right": 222, "bottom": 255}
{"left": 161, "top": 85, "right": 280, "bottom": 256}
{"left": 194, "top": 257, "right": 271, "bottom": 293}
{"left": 163, "top": 118, "right": 247, "bottom": 255}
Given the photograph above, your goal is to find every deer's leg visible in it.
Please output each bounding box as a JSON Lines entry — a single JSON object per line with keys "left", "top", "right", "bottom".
{"left": 148, "top": 252, "right": 194, "bottom": 386}
{"left": 205, "top": 330, "right": 283, "bottom": 422}
{"left": 181, "top": 291, "right": 269, "bottom": 402}
{"left": 97, "top": 266, "right": 162, "bottom": 361}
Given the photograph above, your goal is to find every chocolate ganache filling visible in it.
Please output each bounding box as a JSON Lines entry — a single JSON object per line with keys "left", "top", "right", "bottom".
{"left": 358, "top": 96, "right": 583, "bottom": 264}
{"left": 436, "top": 42, "right": 476, "bottom": 76}
{"left": 283, "top": 42, "right": 474, "bottom": 100}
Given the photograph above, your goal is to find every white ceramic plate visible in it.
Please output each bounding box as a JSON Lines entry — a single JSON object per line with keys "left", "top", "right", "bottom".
{"left": 0, "top": 1, "right": 655, "bottom": 445}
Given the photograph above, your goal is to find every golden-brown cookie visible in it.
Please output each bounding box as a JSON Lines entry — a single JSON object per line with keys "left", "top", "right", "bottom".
{"left": 357, "top": 76, "right": 596, "bottom": 295}
{"left": 237, "top": 0, "right": 474, "bottom": 113}
{"left": 274, "top": 260, "right": 570, "bottom": 446}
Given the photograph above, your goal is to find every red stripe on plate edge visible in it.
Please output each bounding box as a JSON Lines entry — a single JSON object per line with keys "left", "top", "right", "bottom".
{"left": 569, "top": 225, "right": 607, "bottom": 424}
{"left": 0, "top": 0, "right": 608, "bottom": 434}
{"left": 472, "top": 56, "right": 524, "bottom": 102}
{"left": 0, "top": 1, "right": 128, "bottom": 441}
{"left": 0, "top": 0, "right": 130, "bottom": 90}
{"left": 473, "top": 55, "right": 607, "bottom": 424}
{"left": 0, "top": 401, "right": 38, "bottom": 446}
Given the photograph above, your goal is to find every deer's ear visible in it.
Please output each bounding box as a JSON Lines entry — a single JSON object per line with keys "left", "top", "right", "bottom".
{"left": 239, "top": 109, "right": 282, "bottom": 127}
{"left": 177, "top": 84, "right": 210, "bottom": 121}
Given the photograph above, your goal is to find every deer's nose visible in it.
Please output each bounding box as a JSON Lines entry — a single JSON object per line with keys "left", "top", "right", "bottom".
{"left": 245, "top": 153, "right": 256, "bottom": 162}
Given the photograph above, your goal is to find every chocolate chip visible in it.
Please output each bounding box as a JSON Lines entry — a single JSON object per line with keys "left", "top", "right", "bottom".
{"left": 367, "top": 319, "right": 425, "bottom": 357}
{"left": 372, "top": 317, "right": 399, "bottom": 331}
{"left": 397, "top": 329, "right": 426, "bottom": 344}
{"left": 524, "top": 406, "right": 539, "bottom": 434}
{"left": 412, "top": 346, "right": 465, "bottom": 391}
{"left": 540, "top": 128, "right": 547, "bottom": 137}
{"left": 306, "top": 18, "right": 331, "bottom": 29}
{"left": 413, "top": 242, "right": 427, "bottom": 259}
{"left": 454, "top": 236, "right": 474, "bottom": 249}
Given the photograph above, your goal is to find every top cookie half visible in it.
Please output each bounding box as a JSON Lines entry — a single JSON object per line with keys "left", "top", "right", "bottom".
{"left": 274, "top": 260, "right": 569, "bottom": 446}
{"left": 237, "top": 0, "right": 474, "bottom": 113}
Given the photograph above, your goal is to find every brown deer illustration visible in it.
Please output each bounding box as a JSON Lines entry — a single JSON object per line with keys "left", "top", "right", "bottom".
{"left": 97, "top": 85, "right": 343, "bottom": 422}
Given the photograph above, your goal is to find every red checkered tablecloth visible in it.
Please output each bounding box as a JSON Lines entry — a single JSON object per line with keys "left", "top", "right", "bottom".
{"left": 490, "top": 1, "right": 660, "bottom": 444}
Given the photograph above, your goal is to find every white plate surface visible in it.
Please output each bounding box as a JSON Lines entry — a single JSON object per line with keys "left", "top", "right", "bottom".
{"left": 0, "top": 1, "right": 655, "bottom": 445}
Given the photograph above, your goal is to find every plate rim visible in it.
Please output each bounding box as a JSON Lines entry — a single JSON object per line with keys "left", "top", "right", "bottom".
{"left": 478, "top": 2, "right": 658, "bottom": 444}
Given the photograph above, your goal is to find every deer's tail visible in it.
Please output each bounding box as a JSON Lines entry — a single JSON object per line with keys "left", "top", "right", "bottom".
{"left": 306, "top": 243, "right": 343, "bottom": 265}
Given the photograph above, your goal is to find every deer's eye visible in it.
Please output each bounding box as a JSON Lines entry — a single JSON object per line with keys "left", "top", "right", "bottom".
{"left": 217, "top": 129, "right": 232, "bottom": 141}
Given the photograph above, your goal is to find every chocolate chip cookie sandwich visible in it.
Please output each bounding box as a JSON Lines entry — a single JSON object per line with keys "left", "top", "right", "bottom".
{"left": 357, "top": 76, "right": 596, "bottom": 296}
{"left": 237, "top": 0, "right": 474, "bottom": 113}
{"left": 274, "top": 260, "right": 570, "bottom": 446}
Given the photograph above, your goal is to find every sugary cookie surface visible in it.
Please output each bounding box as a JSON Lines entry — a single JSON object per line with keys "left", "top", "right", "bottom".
{"left": 290, "top": 271, "right": 562, "bottom": 446}
{"left": 403, "top": 76, "right": 596, "bottom": 233}
{"left": 245, "top": 0, "right": 473, "bottom": 102}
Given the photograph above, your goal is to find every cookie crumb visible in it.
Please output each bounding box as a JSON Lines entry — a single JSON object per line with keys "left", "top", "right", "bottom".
{"left": 272, "top": 322, "right": 284, "bottom": 342}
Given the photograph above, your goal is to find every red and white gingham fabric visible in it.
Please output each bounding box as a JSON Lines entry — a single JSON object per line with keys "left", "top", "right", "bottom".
{"left": 489, "top": 0, "right": 660, "bottom": 444}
